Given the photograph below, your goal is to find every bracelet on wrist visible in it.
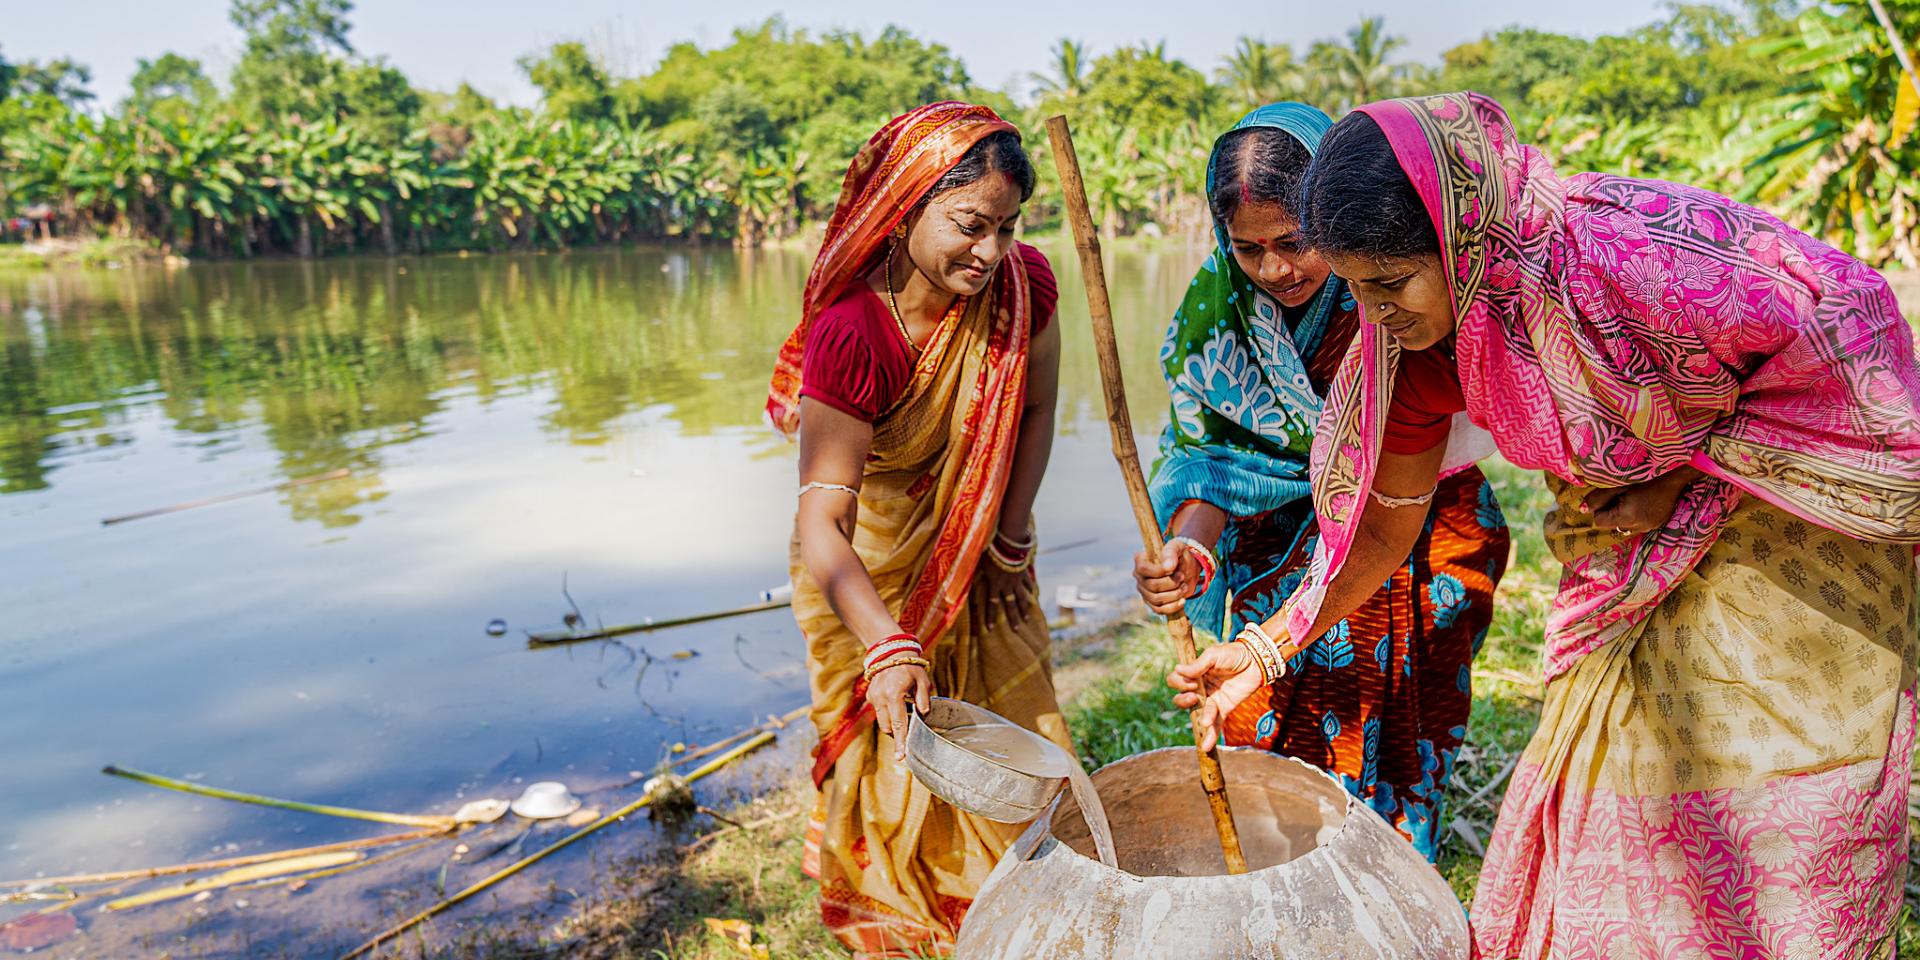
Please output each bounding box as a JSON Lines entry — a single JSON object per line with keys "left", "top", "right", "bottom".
{"left": 992, "top": 518, "right": 1036, "bottom": 553}
{"left": 863, "top": 635, "right": 923, "bottom": 672}
{"left": 1235, "top": 621, "right": 1287, "bottom": 684}
{"left": 863, "top": 654, "right": 931, "bottom": 684}
{"left": 1166, "top": 536, "right": 1217, "bottom": 598}
{"left": 986, "top": 539, "right": 1034, "bottom": 573}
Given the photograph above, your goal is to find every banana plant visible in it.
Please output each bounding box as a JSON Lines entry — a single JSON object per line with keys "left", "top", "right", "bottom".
{"left": 1732, "top": 0, "right": 1920, "bottom": 267}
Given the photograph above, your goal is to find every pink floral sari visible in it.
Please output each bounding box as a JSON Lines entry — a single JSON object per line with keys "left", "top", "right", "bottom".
{"left": 1291, "top": 93, "right": 1920, "bottom": 958}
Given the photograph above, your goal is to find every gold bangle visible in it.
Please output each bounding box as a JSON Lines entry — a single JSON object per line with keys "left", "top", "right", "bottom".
{"left": 863, "top": 654, "right": 931, "bottom": 684}
{"left": 1235, "top": 623, "right": 1287, "bottom": 684}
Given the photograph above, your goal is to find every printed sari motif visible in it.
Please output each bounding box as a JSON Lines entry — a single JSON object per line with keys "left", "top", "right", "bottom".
{"left": 1290, "top": 92, "right": 1920, "bottom": 957}
{"left": 1147, "top": 102, "right": 1509, "bottom": 861}
{"left": 1286, "top": 91, "right": 1920, "bottom": 673}
{"left": 769, "top": 101, "right": 1069, "bottom": 958}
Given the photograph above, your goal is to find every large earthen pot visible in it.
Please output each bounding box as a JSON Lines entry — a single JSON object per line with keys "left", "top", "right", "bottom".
{"left": 954, "top": 746, "right": 1468, "bottom": 959}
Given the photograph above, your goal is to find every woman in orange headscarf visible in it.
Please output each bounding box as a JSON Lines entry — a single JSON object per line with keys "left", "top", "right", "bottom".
{"left": 767, "top": 101, "right": 1066, "bottom": 957}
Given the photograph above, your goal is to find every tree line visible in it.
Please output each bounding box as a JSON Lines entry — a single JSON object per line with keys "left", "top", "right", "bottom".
{"left": 2, "top": 0, "right": 1917, "bottom": 267}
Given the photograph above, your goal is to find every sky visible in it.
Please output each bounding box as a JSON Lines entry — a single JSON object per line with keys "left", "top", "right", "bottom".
{"left": 7, "top": 0, "right": 1672, "bottom": 109}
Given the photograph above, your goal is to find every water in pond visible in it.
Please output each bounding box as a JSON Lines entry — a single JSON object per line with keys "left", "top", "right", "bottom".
{"left": 0, "top": 242, "right": 1203, "bottom": 953}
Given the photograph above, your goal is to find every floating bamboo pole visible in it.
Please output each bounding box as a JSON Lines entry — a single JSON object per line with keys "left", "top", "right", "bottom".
{"left": 525, "top": 599, "right": 791, "bottom": 646}
{"left": 340, "top": 730, "right": 778, "bottom": 960}
{"left": 100, "top": 468, "right": 351, "bottom": 526}
{"left": 665, "top": 705, "right": 808, "bottom": 772}
{"left": 105, "top": 852, "right": 364, "bottom": 911}
{"left": 103, "top": 766, "right": 454, "bottom": 829}
{"left": 0, "top": 828, "right": 445, "bottom": 889}
{"left": 527, "top": 539, "right": 1097, "bottom": 647}
{"left": 236, "top": 835, "right": 447, "bottom": 891}
{"left": 1046, "top": 113, "right": 1249, "bottom": 875}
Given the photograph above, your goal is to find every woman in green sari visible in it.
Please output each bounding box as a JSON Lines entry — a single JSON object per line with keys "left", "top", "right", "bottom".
{"left": 1133, "top": 103, "right": 1510, "bottom": 860}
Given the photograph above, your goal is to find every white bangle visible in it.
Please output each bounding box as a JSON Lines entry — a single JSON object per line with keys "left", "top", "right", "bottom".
{"left": 799, "top": 481, "right": 858, "bottom": 498}
{"left": 1369, "top": 486, "right": 1436, "bottom": 509}
{"left": 862, "top": 638, "right": 923, "bottom": 671}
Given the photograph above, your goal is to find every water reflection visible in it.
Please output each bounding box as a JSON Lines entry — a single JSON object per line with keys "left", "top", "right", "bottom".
{"left": 0, "top": 241, "right": 1204, "bottom": 953}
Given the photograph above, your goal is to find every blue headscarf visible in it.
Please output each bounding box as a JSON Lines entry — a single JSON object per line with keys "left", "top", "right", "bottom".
{"left": 1148, "top": 102, "right": 1356, "bottom": 637}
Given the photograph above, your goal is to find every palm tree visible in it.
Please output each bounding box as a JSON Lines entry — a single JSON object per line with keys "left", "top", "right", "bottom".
{"left": 1325, "top": 16, "right": 1408, "bottom": 108}
{"left": 1030, "top": 38, "right": 1090, "bottom": 100}
{"left": 1218, "top": 36, "right": 1298, "bottom": 108}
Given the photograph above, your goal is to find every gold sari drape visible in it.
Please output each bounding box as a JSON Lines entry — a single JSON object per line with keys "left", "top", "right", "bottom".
{"left": 791, "top": 284, "right": 1070, "bottom": 957}
{"left": 769, "top": 102, "right": 1068, "bottom": 958}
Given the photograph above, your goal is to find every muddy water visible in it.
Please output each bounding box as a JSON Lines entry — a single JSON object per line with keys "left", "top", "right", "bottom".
{"left": 1050, "top": 759, "right": 1349, "bottom": 878}
{"left": 0, "top": 242, "right": 1206, "bottom": 954}
{"left": 1062, "top": 765, "right": 1118, "bottom": 871}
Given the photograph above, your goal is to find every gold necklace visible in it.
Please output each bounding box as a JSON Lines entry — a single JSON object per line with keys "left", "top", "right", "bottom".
{"left": 884, "top": 241, "right": 920, "bottom": 353}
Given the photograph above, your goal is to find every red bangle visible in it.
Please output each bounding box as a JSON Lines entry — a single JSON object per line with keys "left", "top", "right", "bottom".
{"left": 870, "top": 631, "right": 918, "bottom": 649}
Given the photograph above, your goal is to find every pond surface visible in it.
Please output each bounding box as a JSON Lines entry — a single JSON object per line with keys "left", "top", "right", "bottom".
{"left": 0, "top": 241, "right": 1205, "bottom": 955}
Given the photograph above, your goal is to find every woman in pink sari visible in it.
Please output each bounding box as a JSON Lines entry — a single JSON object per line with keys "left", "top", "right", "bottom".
{"left": 1168, "top": 92, "right": 1920, "bottom": 958}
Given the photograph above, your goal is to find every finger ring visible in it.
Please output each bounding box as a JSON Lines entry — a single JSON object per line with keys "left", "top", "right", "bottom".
{"left": 1613, "top": 527, "right": 1631, "bottom": 536}
{"left": 1000, "top": 594, "right": 1017, "bottom": 603}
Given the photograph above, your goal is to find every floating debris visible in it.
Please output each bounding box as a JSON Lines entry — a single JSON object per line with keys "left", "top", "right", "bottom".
{"left": 0, "top": 911, "right": 76, "bottom": 951}
{"left": 453, "top": 798, "right": 509, "bottom": 824}
{"left": 342, "top": 731, "right": 778, "bottom": 959}
{"left": 508, "top": 782, "right": 580, "bottom": 821}
{"left": 485, "top": 619, "right": 508, "bottom": 637}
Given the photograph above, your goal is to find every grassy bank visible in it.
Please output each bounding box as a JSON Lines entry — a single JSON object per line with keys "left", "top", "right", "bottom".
{"left": 542, "top": 459, "right": 1920, "bottom": 957}
{"left": 0, "top": 237, "right": 168, "bottom": 269}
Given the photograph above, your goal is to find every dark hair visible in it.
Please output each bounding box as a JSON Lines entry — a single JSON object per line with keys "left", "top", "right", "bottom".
{"left": 1207, "top": 126, "right": 1312, "bottom": 227}
{"left": 1299, "top": 112, "right": 1439, "bottom": 260}
{"left": 925, "top": 130, "right": 1036, "bottom": 204}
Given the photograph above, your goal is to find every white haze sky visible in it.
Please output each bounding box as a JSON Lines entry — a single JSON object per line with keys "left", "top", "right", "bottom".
{"left": 8, "top": 0, "right": 1670, "bottom": 109}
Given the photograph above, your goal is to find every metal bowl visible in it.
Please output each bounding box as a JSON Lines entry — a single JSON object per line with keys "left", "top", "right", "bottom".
{"left": 904, "top": 697, "right": 1069, "bottom": 823}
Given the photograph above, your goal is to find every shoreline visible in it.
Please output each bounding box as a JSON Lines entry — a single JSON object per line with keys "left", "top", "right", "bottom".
{"left": 9, "top": 238, "right": 1917, "bottom": 324}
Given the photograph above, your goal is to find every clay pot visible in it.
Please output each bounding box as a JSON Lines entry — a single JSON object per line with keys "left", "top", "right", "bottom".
{"left": 955, "top": 747, "right": 1468, "bottom": 959}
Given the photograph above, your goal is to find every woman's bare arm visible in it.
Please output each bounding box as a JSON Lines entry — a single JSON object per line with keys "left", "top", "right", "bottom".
{"left": 795, "top": 398, "right": 929, "bottom": 755}
{"left": 1259, "top": 439, "right": 1450, "bottom": 645}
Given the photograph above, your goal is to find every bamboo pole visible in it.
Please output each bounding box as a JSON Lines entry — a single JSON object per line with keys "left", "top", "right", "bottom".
{"left": 100, "top": 468, "right": 351, "bottom": 526}
{"left": 103, "top": 766, "right": 454, "bottom": 830}
{"left": 0, "top": 828, "right": 445, "bottom": 889}
{"left": 1045, "top": 114, "right": 1249, "bottom": 875}
{"left": 525, "top": 599, "right": 792, "bottom": 646}
{"left": 528, "top": 538, "right": 1099, "bottom": 647}
{"left": 339, "top": 730, "right": 778, "bottom": 960}
{"left": 664, "top": 705, "right": 809, "bottom": 771}
{"left": 105, "top": 851, "right": 364, "bottom": 911}
{"left": 236, "top": 835, "right": 447, "bottom": 890}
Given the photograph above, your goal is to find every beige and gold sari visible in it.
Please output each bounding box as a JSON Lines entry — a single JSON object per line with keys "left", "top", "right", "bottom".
{"left": 767, "top": 101, "right": 1069, "bottom": 958}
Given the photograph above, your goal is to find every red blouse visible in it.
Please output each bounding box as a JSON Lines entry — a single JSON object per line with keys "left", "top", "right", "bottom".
{"left": 800, "top": 243, "right": 1058, "bottom": 422}
{"left": 1383, "top": 345, "right": 1465, "bottom": 455}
